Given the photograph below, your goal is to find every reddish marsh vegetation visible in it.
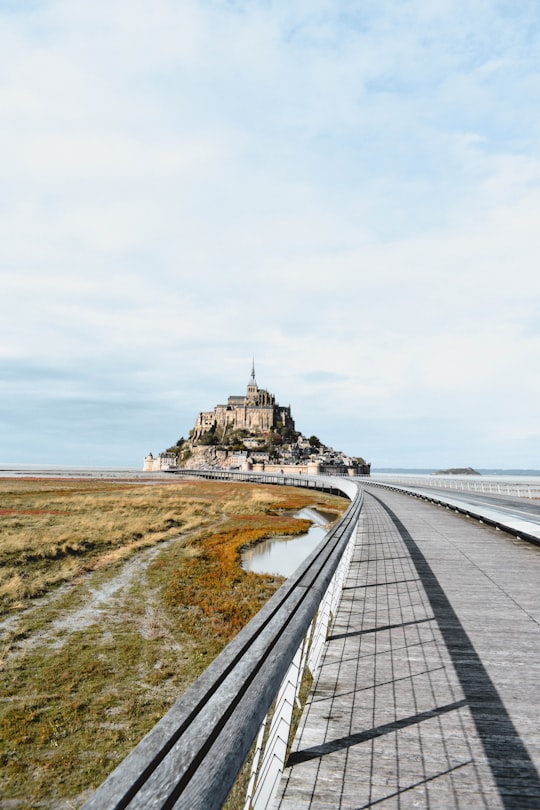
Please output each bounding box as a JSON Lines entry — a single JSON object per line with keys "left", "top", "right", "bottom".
{"left": 0, "top": 477, "right": 346, "bottom": 807}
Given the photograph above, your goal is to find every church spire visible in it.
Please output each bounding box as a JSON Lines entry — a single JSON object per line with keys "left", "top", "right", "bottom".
{"left": 247, "top": 358, "right": 258, "bottom": 400}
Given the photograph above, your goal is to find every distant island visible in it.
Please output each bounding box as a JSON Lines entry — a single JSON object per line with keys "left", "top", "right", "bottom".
{"left": 144, "top": 362, "right": 370, "bottom": 477}
{"left": 433, "top": 467, "right": 480, "bottom": 476}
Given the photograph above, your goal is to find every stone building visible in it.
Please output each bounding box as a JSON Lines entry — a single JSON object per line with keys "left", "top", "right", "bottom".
{"left": 143, "top": 362, "right": 371, "bottom": 475}
{"left": 192, "top": 362, "right": 295, "bottom": 440}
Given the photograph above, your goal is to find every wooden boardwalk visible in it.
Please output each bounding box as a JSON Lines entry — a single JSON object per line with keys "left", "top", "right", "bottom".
{"left": 274, "top": 487, "right": 540, "bottom": 809}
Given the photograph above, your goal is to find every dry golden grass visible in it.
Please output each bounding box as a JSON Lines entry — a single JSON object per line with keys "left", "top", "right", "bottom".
{"left": 0, "top": 477, "right": 347, "bottom": 807}
{"left": 0, "top": 479, "right": 236, "bottom": 613}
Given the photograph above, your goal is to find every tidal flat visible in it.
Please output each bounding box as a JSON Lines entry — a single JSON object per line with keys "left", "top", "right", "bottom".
{"left": 0, "top": 477, "right": 345, "bottom": 808}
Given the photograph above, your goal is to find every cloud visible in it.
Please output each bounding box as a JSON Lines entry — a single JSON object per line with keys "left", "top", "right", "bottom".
{"left": 1, "top": 0, "right": 539, "bottom": 467}
{"left": 301, "top": 371, "right": 349, "bottom": 384}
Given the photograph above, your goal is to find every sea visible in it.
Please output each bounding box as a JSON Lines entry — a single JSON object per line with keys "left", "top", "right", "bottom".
{"left": 371, "top": 468, "right": 540, "bottom": 485}
{"left": 1, "top": 464, "right": 540, "bottom": 486}
{"left": 0, "top": 465, "right": 144, "bottom": 479}
{"left": 373, "top": 468, "right": 540, "bottom": 476}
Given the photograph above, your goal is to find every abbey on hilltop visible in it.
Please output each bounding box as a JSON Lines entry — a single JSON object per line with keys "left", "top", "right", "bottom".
{"left": 144, "top": 362, "right": 370, "bottom": 476}
{"left": 192, "top": 361, "right": 295, "bottom": 440}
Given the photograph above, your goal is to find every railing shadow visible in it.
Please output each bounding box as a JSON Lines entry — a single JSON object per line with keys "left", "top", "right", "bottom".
{"left": 369, "top": 492, "right": 540, "bottom": 810}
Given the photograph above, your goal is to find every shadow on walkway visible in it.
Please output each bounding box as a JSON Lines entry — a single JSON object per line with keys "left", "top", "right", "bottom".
{"left": 366, "top": 493, "right": 540, "bottom": 810}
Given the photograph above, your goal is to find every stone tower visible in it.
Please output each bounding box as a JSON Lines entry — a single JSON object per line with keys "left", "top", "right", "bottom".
{"left": 246, "top": 359, "right": 258, "bottom": 403}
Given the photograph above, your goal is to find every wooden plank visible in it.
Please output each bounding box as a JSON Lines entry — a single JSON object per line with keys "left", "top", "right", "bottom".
{"left": 275, "top": 488, "right": 540, "bottom": 809}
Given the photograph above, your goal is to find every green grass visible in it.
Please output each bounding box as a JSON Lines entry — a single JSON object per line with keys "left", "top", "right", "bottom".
{"left": 0, "top": 478, "right": 347, "bottom": 806}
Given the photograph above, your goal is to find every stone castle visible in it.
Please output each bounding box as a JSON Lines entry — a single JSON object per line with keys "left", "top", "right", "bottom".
{"left": 192, "top": 361, "right": 295, "bottom": 440}
{"left": 144, "top": 363, "right": 370, "bottom": 476}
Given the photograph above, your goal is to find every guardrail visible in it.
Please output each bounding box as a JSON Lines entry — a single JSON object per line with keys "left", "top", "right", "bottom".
{"left": 83, "top": 471, "right": 363, "bottom": 810}
{"left": 363, "top": 474, "right": 540, "bottom": 499}
{"left": 360, "top": 479, "right": 540, "bottom": 547}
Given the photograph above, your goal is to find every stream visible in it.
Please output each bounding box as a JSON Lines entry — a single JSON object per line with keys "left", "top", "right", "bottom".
{"left": 241, "top": 507, "right": 331, "bottom": 577}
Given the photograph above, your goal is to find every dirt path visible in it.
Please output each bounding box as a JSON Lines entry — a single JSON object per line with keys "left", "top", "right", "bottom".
{"left": 0, "top": 533, "right": 185, "bottom": 663}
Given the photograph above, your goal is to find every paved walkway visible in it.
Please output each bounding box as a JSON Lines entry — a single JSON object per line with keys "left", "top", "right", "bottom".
{"left": 274, "top": 487, "right": 540, "bottom": 809}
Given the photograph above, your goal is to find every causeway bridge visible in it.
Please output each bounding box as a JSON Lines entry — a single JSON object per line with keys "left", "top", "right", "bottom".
{"left": 85, "top": 472, "right": 540, "bottom": 810}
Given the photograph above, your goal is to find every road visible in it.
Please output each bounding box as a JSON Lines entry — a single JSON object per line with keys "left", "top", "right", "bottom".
{"left": 405, "top": 487, "right": 540, "bottom": 524}
{"left": 360, "top": 480, "right": 540, "bottom": 544}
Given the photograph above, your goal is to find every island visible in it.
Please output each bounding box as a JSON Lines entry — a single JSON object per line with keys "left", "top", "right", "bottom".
{"left": 144, "top": 363, "right": 370, "bottom": 477}
{"left": 433, "top": 467, "right": 480, "bottom": 475}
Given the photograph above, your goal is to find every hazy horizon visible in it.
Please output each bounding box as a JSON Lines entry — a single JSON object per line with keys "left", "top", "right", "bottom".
{"left": 2, "top": 2, "right": 539, "bottom": 470}
{"left": 1, "top": 463, "right": 540, "bottom": 480}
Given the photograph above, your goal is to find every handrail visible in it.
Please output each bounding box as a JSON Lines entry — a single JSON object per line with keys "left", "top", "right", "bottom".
{"left": 365, "top": 473, "right": 540, "bottom": 499}
{"left": 360, "top": 479, "right": 540, "bottom": 547}
{"left": 83, "top": 471, "right": 364, "bottom": 809}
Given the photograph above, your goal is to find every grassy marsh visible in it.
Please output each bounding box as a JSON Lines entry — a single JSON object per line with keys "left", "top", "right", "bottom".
{"left": 0, "top": 477, "right": 346, "bottom": 807}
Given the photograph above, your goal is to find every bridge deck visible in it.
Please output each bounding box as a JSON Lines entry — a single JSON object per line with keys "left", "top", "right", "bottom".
{"left": 274, "top": 487, "right": 540, "bottom": 809}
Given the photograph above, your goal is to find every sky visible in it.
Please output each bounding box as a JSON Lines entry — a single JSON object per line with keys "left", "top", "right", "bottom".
{"left": 1, "top": 0, "right": 539, "bottom": 470}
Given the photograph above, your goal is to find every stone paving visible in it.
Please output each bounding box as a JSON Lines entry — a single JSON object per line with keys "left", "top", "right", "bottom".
{"left": 274, "top": 487, "right": 540, "bottom": 809}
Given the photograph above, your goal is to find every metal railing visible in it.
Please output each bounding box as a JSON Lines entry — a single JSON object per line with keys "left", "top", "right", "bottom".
{"left": 83, "top": 471, "right": 363, "bottom": 810}
{"left": 361, "top": 479, "right": 540, "bottom": 547}
{"left": 364, "top": 474, "right": 540, "bottom": 499}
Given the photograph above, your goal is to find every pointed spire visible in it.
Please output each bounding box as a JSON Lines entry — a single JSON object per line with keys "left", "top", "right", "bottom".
{"left": 247, "top": 358, "right": 258, "bottom": 399}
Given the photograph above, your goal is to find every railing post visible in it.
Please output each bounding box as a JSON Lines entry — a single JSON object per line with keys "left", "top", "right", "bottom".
{"left": 82, "top": 472, "right": 363, "bottom": 810}
{"left": 244, "top": 513, "right": 359, "bottom": 810}
{"left": 245, "top": 641, "right": 306, "bottom": 810}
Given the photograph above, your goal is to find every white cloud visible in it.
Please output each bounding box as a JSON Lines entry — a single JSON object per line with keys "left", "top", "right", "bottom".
{"left": 1, "top": 0, "right": 539, "bottom": 467}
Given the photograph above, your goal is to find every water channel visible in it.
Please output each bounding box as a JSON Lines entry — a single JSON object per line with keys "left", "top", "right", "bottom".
{"left": 241, "top": 507, "right": 332, "bottom": 577}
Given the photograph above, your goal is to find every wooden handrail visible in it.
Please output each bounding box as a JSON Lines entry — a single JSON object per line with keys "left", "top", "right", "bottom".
{"left": 83, "top": 471, "right": 363, "bottom": 810}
